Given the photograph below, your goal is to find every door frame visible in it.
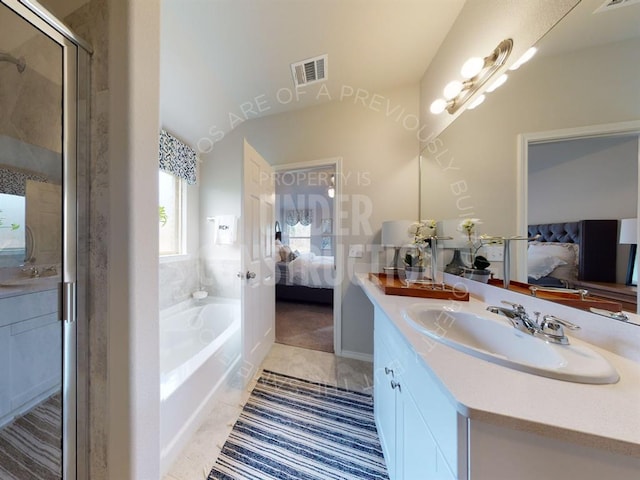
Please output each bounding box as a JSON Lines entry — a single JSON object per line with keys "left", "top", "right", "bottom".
{"left": 2, "top": 1, "right": 92, "bottom": 479}
{"left": 516, "top": 120, "right": 640, "bottom": 283}
{"left": 273, "top": 157, "right": 343, "bottom": 355}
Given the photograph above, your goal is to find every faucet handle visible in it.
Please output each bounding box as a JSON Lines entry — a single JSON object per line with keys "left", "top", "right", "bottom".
{"left": 501, "top": 300, "right": 525, "bottom": 313}
{"left": 539, "top": 314, "right": 580, "bottom": 341}
{"left": 542, "top": 314, "right": 580, "bottom": 330}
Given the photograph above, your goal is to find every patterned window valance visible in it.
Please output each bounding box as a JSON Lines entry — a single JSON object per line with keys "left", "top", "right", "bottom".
{"left": 0, "top": 166, "right": 48, "bottom": 196}
{"left": 159, "top": 130, "right": 198, "bottom": 185}
{"left": 285, "top": 209, "right": 313, "bottom": 226}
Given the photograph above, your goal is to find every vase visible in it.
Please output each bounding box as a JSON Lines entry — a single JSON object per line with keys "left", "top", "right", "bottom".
{"left": 404, "top": 266, "right": 425, "bottom": 284}
{"left": 444, "top": 249, "right": 466, "bottom": 275}
{"left": 463, "top": 268, "right": 491, "bottom": 283}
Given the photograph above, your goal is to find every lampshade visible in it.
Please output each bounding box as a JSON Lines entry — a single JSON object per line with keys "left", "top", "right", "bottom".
{"left": 381, "top": 220, "right": 413, "bottom": 247}
{"left": 619, "top": 218, "right": 638, "bottom": 245}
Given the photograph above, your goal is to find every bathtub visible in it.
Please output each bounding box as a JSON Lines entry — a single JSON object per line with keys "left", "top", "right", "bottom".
{"left": 159, "top": 296, "right": 241, "bottom": 472}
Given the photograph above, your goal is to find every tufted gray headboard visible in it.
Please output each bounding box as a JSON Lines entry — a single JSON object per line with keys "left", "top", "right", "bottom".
{"left": 528, "top": 220, "right": 617, "bottom": 283}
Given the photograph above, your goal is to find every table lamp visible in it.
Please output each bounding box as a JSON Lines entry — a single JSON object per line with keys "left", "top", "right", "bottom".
{"left": 381, "top": 220, "right": 413, "bottom": 273}
{"left": 619, "top": 218, "right": 637, "bottom": 286}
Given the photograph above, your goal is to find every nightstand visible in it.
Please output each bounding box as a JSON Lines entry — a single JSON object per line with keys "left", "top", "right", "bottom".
{"left": 572, "top": 281, "right": 638, "bottom": 312}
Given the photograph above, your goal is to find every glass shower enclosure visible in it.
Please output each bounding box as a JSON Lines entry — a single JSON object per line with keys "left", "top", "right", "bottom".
{"left": 0, "top": 1, "right": 90, "bottom": 478}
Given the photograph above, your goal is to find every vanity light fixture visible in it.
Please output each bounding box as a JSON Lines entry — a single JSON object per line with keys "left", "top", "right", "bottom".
{"left": 486, "top": 73, "right": 508, "bottom": 93}
{"left": 430, "top": 38, "right": 513, "bottom": 116}
{"left": 467, "top": 94, "right": 485, "bottom": 110}
{"left": 509, "top": 46, "right": 537, "bottom": 71}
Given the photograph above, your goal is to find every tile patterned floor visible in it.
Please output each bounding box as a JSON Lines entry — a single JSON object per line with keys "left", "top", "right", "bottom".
{"left": 163, "top": 344, "right": 374, "bottom": 480}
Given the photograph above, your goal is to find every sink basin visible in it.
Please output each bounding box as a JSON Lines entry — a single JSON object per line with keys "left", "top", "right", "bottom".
{"left": 403, "top": 304, "right": 619, "bottom": 384}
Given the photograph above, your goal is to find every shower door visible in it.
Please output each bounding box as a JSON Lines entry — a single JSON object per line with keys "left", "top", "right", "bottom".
{"left": 0, "top": 1, "right": 88, "bottom": 479}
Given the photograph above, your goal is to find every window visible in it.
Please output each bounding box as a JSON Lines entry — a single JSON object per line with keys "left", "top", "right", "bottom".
{"left": 287, "top": 222, "right": 311, "bottom": 253}
{"left": 0, "top": 193, "right": 25, "bottom": 265}
{"left": 159, "top": 170, "right": 186, "bottom": 256}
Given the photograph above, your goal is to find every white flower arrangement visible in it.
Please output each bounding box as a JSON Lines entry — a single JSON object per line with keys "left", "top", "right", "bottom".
{"left": 458, "top": 218, "right": 481, "bottom": 242}
{"left": 457, "top": 218, "right": 494, "bottom": 270}
{"left": 405, "top": 219, "right": 437, "bottom": 267}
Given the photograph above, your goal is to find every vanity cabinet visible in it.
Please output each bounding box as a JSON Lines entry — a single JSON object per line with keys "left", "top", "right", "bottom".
{"left": 0, "top": 289, "right": 61, "bottom": 428}
{"left": 374, "top": 306, "right": 464, "bottom": 480}
{"left": 372, "top": 302, "right": 640, "bottom": 480}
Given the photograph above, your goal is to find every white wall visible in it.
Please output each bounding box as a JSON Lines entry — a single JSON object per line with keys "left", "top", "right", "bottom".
{"left": 108, "top": 1, "right": 161, "bottom": 479}
{"left": 211, "top": 84, "right": 420, "bottom": 357}
{"left": 199, "top": 133, "right": 243, "bottom": 300}
{"left": 421, "top": 37, "right": 640, "bottom": 240}
{"left": 528, "top": 136, "right": 638, "bottom": 224}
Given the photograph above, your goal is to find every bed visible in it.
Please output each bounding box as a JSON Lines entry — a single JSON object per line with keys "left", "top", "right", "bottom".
{"left": 275, "top": 252, "right": 334, "bottom": 305}
{"left": 527, "top": 220, "right": 617, "bottom": 287}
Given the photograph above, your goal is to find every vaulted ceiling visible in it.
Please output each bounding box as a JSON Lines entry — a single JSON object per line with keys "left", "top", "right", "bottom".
{"left": 160, "top": 0, "right": 466, "bottom": 148}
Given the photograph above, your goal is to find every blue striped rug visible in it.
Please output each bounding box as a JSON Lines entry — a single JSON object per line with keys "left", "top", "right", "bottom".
{"left": 208, "top": 370, "right": 388, "bottom": 480}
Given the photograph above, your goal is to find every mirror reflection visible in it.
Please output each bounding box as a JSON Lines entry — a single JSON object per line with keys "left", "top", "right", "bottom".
{"left": 0, "top": 11, "right": 62, "bottom": 288}
{"left": 420, "top": 0, "right": 640, "bottom": 319}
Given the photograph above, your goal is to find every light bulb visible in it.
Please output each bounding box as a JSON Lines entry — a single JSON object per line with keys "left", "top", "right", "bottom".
{"left": 461, "top": 57, "right": 484, "bottom": 78}
{"left": 467, "top": 94, "right": 485, "bottom": 110}
{"left": 509, "top": 47, "right": 537, "bottom": 70}
{"left": 430, "top": 98, "right": 448, "bottom": 114}
{"left": 443, "top": 80, "right": 463, "bottom": 100}
{"left": 327, "top": 186, "right": 335, "bottom": 198}
{"left": 486, "top": 74, "right": 508, "bottom": 93}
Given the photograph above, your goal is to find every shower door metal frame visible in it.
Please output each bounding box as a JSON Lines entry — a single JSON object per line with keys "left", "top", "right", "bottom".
{"left": 1, "top": 1, "right": 91, "bottom": 479}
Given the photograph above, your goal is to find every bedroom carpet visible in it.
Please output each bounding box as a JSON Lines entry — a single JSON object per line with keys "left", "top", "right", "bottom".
{"left": 276, "top": 301, "right": 334, "bottom": 353}
{"left": 0, "top": 392, "right": 61, "bottom": 480}
{"left": 207, "top": 369, "right": 388, "bottom": 480}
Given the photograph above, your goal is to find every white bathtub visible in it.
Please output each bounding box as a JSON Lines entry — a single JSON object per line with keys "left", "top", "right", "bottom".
{"left": 159, "top": 296, "right": 241, "bottom": 472}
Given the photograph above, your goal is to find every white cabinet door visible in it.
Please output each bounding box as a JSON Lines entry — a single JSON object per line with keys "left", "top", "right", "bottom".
{"left": 400, "top": 388, "right": 439, "bottom": 479}
{"left": 374, "top": 325, "right": 398, "bottom": 478}
{"left": 374, "top": 307, "right": 464, "bottom": 480}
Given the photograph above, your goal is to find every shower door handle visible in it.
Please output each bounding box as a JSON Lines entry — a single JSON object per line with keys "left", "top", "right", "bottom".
{"left": 61, "top": 281, "right": 77, "bottom": 323}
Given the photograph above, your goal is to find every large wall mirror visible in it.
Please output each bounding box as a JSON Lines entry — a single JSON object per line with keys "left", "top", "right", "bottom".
{"left": 0, "top": 4, "right": 63, "bottom": 275}
{"left": 420, "top": 0, "right": 640, "bottom": 320}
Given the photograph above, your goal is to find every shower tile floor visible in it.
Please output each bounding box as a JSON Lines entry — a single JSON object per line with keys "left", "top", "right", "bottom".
{"left": 162, "top": 343, "right": 373, "bottom": 480}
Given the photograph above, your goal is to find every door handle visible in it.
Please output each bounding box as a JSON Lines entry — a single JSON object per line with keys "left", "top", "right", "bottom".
{"left": 237, "top": 271, "right": 257, "bottom": 280}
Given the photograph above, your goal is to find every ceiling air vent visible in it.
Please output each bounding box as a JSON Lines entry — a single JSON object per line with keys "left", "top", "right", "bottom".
{"left": 594, "top": 0, "right": 640, "bottom": 13}
{"left": 290, "top": 54, "right": 328, "bottom": 87}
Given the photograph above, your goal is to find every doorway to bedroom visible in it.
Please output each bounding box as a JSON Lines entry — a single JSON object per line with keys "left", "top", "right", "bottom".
{"left": 274, "top": 162, "right": 338, "bottom": 353}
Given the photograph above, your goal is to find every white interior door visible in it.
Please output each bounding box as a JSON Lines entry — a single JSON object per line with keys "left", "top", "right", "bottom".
{"left": 241, "top": 139, "right": 275, "bottom": 376}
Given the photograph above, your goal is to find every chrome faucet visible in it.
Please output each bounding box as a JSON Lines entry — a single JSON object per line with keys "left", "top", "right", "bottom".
{"left": 486, "top": 300, "right": 580, "bottom": 345}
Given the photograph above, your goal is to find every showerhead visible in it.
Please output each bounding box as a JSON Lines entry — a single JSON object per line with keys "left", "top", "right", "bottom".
{"left": 0, "top": 51, "right": 26, "bottom": 73}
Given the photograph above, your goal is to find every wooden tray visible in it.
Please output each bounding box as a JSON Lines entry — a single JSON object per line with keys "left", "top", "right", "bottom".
{"left": 369, "top": 273, "right": 469, "bottom": 301}
{"left": 488, "top": 279, "right": 623, "bottom": 312}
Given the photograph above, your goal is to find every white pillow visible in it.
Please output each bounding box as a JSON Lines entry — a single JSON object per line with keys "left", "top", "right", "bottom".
{"left": 527, "top": 254, "right": 567, "bottom": 280}
{"left": 280, "top": 245, "right": 292, "bottom": 262}
{"left": 528, "top": 242, "right": 579, "bottom": 282}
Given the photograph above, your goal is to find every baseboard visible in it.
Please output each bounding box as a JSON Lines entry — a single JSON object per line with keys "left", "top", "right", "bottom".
{"left": 337, "top": 349, "right": 373, "bottom": 363}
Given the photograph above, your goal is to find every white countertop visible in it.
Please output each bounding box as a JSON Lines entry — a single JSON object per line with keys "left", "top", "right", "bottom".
{"left": 357, "top": 273, "right": 640, "bottom": 458}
